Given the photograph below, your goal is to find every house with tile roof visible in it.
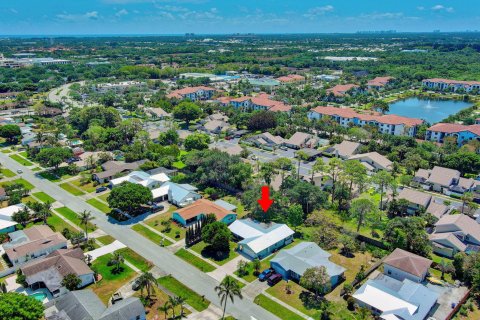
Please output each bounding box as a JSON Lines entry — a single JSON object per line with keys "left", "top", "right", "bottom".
{"left": 308, "top": 106, "right": 424, "bottom": 137}
{"left": 166, "top": 86, "right": 218, "bottom": 101}
{"left": 229, "top": 219, "right": 294, "bottom": 259}
{"left": 276, "top": 74, "right": 306, "bottom": 84}
{"left": 397, "top": 188, "right": 432, "bottom": 214}
{"left": 20, "top": 248, "right": 94, "bottom": 297}
{"left": 4, "top": 225, "right": 68, "bottom": 265}
{"left": 383, "top": 248, "right": 432, "bottom": 283}
{"left": 229, "top": 93, "right": 292, "bottom": 113}
{"left": 430, "top": 214, "right": 480, "bottom": 257}
{"left": 348, "top": 152, "right": 393, "bottom": 171}
{"left": 327, "top": 84, "right": 360, "bottom": 97}
{"left": 172, "top": 198, "right": 237, "bottom": 226}
{"left": 426, "top": 123, "right": 480, "bottom": 145}
{"left": 422, "top": 78, "right": 480, "bottom": 93}
{"left": 367, "top": 76, "right": 394, "bottom": 90}
{"left": 270, "top": 242, "right": 345, "bottom": 287}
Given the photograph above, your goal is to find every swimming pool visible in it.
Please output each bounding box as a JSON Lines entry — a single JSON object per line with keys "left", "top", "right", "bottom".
{"left": 31, "top": 292, "right": 47, "bottom": 302}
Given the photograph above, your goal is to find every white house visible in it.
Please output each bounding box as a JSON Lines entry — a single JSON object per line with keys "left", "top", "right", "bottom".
{"left": 151, "top": 182, "right": 201, "bottom": 207}
{"left": 109, "top": 171, "right": 170, "bottom": 189}
{"left": 0, "top": 204, "right": 26, "bottom": 234}
{"left": 228, "top": 219, "right": 294, "bottom": 260}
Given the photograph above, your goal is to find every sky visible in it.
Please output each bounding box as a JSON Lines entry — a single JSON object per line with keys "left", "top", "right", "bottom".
{"left": 0, "top": 0, "right": 479, "bottom": 35}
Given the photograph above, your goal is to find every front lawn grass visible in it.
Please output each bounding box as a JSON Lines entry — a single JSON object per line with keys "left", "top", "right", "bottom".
{"left": 70, "top": 177, "right": 97, "bottom": 193}
{"left": 98, "top": 192, "right": 110, "bottom": 203}
{"left": 59, "top": 182, "right": 85, "bottom": 196}
{"left": 1, "top": 178, "right": 34, "bottom": 190}
{"left": 21, "top": 195, "right": 37, "bottom": 204}
{"left": 131, "top": 224, "right": 172, "bottom": 246}
{"left": 96, "top": 235, "right": 115, "bottom": 245}
{"left": 91, "top": 253, "right": 137, "bottom": 304}
{"left": 32, "top": 192, "right": 55, "bottom": 203}
{"left": 1, "top": 168, "right": 16, "bottom": 178}
{"left": 19, "top": 151, "right": 28, "bottom": 158}
{"left": 157, "top": 275, "right": 210, "bottom": 312}
{"left": 38, "top": 171, "right": 61, "bottom": 182}
{"left": 55, "top": 206, "right": 96, "bottom": 232}
{"left": 254, "top": 294, "right": 304, "bottom": 320}
{"left": 87, "top": 198, "right": 110, "bottom": 213}
{"left": 144, "top": 208, "right": 184, "bottom": 240}
{"left": 190, "top": 241, "right": 239, "bottom": 266}
{"left": 116, "top": 247, "right": 153, "bottom": 273}
{"left": 9, "top": 154, "right": 33, "bottom": 166}
{"left": 234, "top": 258, "right": 272, "bottom": 282}
{"left": 175, "top": 249, "right": 216, "bottom": 272}
{"left": 1, "top": 149, "right": 11, "bottom": 153}
{"left": 47, "top": 212, "right": 77, "bottom": 234}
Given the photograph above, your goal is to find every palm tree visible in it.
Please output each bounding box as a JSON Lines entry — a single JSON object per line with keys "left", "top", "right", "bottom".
{"left": 79, "top": 210, "right": 93, "bottom": 240}
{"left": 215, "top": 276, "right": 243, "bottom": 320}
{"left": 176, "top": 296, "right": 187, "bottom": 318}
{"left": 252, "top": 258, "right": 261, "bottom": 276}
{"left": 137, "top": 272, "right": 157, "bottom": 299}
{"left": 168, "top": 295, "right": 178, "bottom": 319}
{"left": 111, "top": 252, "right": 124, "bottom": 273}
{"left": 158, "top": 302, "right": 170, "bottom": 319}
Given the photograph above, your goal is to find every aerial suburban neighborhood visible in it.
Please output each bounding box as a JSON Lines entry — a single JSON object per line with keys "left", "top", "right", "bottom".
{"left": 1, "top": 1, "right": 480, "bottom": 320}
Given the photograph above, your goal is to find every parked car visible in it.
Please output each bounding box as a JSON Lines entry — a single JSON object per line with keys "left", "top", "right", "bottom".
{"left": 258, "top": 269, "right": 274, "bottom": 281}
{"left": 250, "top": 154, "right": 258, "bottom": 161}
{"left": 96, "top": 186, "right": 108, "bottom": 193}
{"left": 279, "top": 146, "right": 288, "bottom": 151}
{"left": 152, "top": 204, "right": 165, "bottom": 212}
{"left": 16, "top": 169, "right": 23, "bottom": 174}
{"left": 267, "top": 273, "right": 282, "bottom": 286}
{"left": 132, "top": 278, "right": 141, "bottom": 291}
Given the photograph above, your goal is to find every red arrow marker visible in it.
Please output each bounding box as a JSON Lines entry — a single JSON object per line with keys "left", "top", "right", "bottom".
{"left": 257, "top": 186, "right": 274, "bottom": 212}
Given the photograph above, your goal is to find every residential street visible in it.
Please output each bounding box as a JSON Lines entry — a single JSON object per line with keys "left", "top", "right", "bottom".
{"left": 0, "top": 152, "right": 279, "bottom": 320}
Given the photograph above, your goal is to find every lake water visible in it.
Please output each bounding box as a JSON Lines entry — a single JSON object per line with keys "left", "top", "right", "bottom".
{"left": 388, "top": 97, "right": 473, "bottom": 123}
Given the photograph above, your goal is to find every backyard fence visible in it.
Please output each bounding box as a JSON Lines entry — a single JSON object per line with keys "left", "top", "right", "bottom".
{"left": 445, "top": 288, "right": 472, "bottom": 320}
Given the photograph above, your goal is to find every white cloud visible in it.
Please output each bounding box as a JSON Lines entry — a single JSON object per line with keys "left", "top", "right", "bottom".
{"left": 432, "top": 5, "right": 454, "bottom": 12}
{"left": 56, "top": 11, "right": 99, "bottom": 22}
{"left": 115, "top": 9, "right": 129, "bottom": 17}
{"left": 304, "top": 5, "right": 334, "bottom": 19}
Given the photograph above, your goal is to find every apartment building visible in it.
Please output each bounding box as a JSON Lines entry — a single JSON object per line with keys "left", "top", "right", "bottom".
{"left": 422, "top": 78, "right": 480, "bottom": 93}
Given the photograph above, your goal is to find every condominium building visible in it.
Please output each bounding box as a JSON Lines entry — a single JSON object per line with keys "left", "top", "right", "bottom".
{"left": 425, "top": 123, "right": 480, "bottom": 145}
{"left": 422, "top": 78, "right": 480, "bottom": 93}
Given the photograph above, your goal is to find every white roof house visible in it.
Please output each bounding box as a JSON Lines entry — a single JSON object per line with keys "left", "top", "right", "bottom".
{"left": 151, "top": 182, "right": 201, "bottom": 207}
{"left": 109, "top": 171, "right": 170, "bottom": 189}
{"left": 229, "top": 219, "right": 294, "bottom": 259}
{"left": 353, "top": 274, "right": 439, "bottom": 320}
{"left": 0, "top": 204, "right": 26, "bottom": 233}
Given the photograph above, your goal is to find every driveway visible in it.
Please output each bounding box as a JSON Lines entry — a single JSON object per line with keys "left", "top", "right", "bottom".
{"left": 0, "top": 152, "right": 279, "bottom": 320}
{"left": 426, "top": 283, "right": 468, "bottom": 320}
{"left": 85, "top": 240, "right": 126, "bottom": 261}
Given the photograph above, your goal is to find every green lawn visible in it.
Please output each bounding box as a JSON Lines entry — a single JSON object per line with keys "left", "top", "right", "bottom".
{"left": 1, "top": 178, "right": 34, "bottom": 190}
{"left": 98, "top": 192, "right": 110, "bottom": 203}
{"left": 70, "top": 177, "right": 97, "bottom": 193}
{"left": 234, "top": 258, "right": 271, "bottom": 282}
{"left": 19, "top": 151, "right": 28, "bottom": 158}
{"left": 38, "top": 171, "right": 61, "bottom": 182}
{"left": 91, "top": 253, "right": 137, "bottom": 304}
{"left": 1, "top": 169, "right": 16, "bottom": 178}
{"left": 32, "top": 192, "right": 55, "bottom": 203}
{"left": 47, "top": 212, "right": 77, "bottom": 234}
{"left": 96, "top": 235, "right": 115, "bottom": 245}
{"left": 55, "top": 206, "right": 96, "bottom": 232}
{"left": 1, "top": 149, "right": 11, "bottom": 153}
{"left": 131, "top": 224, "right": 172, "bottom": 246}
{"left": 59, "top": 182, "right": 85, "bottom": 196}
{"left": 21, "top": 195, "right": 37, "bottom": 204}
{"left": 9, "top": 154, "right": 33, "bottom": 166}
{"left": 116, "top": 247, "right": 153, "bottom": 273}
{"left": 157, "top": 275, "right": 210, "bottom": 312}
{"left": 31, "top": 167, "right": 42, "bottom": 172}
{"left": 190, "top": 241, "right": 239, "bottom": 266}
{"left": 254, "top": 294, "right": 304, "bottom": 320}
{"left": 87, "top": 198, "right": 111, "bottom": 213}
{"left": 175, "top": 249, "right": 216, "bottom": 272}
{"left": 144, "top": 208, "right": 184, "bottom": 240}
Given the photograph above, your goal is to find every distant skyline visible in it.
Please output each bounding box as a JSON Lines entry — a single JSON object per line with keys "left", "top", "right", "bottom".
{"left": 1, "top": 0, "right": 479, "bottom": 35}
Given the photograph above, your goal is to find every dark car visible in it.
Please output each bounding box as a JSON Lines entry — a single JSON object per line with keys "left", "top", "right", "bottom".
{"left": 258, "top": 269, "right": 274, "bottom": 281}
{"left": 132, "top": 278, "right": 141, "bottom": 291}
{"left": 152, "top": 204, "right": 165, "bottom": 212}
{"left": 96, "top": 186, "right": 108, "bottom": 193}
{"left": 267, "top": 273, "right": 282, "bottom": 286}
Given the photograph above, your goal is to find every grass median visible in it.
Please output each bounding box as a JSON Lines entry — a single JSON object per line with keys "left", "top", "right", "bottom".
{"left": 175, "top": 249, "right": 216, "bottom": 272}
{"left": 157, "top": 275, "right": 210, "bottom": 312}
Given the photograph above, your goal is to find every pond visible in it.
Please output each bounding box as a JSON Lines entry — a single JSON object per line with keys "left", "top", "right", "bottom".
{"left": 388, "top": 97, "right": 473, "bottom": 124}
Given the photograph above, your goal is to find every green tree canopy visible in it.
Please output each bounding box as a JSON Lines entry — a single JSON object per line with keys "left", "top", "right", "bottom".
{"left": 172, "top": 101, "right": 202, "bottom": 126}
{"left": 184, "top": 132, "right": 211, "bottom": 151}
{"left": 0, "top": 124, "right": 21, "bottom": 143}
{"left": 0, "top": 292, "right": 44, "bottom": 320}
{"left": 107, "top": 182, "right": 153, "bottom": 214}
{"left": 202, "top": 221, "right": 231, "bottom": 252}
{"left": 35, "top": 147, "right": 73, "bottom": 170}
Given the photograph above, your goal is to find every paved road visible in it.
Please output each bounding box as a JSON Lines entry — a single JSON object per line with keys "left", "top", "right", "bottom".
{"left": 48, "top": 81, "right": 86, "bottom": 110}
{"left": 0, "top": 153, "right": 278, "bottom": 320}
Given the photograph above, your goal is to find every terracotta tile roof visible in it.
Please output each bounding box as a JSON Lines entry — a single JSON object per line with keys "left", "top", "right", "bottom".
{"left": 383, "top": 248, "right": 432, "bottom": 278}
{"left": 428, "top": 123, "right": 480, "bottom": 136}
{"left": 327, "top": 84, "right": 359, "bottom": 97}
{"left": 310, "top": 106, "right": 423, "bottom": 127}
{"left": 229, "top": 93, "right": 291, "bottom": 112}
{"left": 167, "top": 86, "right": 217, "bottom": 98}
{"left": 175, "top": 198, "right": 233, "bottom": 221}
{"left": 367, "top": 76, "right": 394, "bottom": 87}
